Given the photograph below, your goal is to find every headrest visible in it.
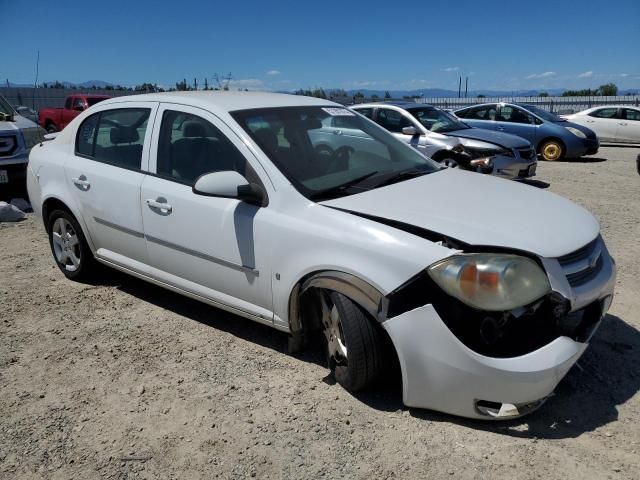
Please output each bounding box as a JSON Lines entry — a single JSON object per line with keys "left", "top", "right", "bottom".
{"left": 253, "top": 128, "right": 278, "bottom": 152}
{"left": 183, "top": 121, "right": 206, "bottom": 138}
{"left": 303, "top": 116, "right": 322, "bottom": 130}
{"left": 110, "top": 126, "right": 139, "bottom": 144}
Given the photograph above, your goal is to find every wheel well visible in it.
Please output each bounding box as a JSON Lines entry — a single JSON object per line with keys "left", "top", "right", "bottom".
{"left": 42, "top": 198, "right": 73, "bottom": 232}
{"left": 431, "top": 150, "right": 455, "bottom": 161}
{"left": 537, "top": 137, "right": 565, "bottom": 153}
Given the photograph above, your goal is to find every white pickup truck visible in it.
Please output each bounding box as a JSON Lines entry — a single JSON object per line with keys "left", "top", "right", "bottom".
{"left": 0, "top": 95, "right": 45, "bottom": 197}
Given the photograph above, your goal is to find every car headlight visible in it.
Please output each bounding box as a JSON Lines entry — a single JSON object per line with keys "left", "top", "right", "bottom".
{"left": 428, "top": 253, "right": 551, "bottom": 311}
{"left": 565, "top": 126, "right": 586, "bottom": 139}
{"left": 21, "top": 127, "right": 47, "bottom": 150}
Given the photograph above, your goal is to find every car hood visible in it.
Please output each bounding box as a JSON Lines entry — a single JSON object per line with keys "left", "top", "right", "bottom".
{"left": 321, "top": 169, "right": 599, "bottom": 258}
{"left": 446, "top": 127, "right": 530, "bottom": 149}
{"left": 0, "top": 114, "right": 38, "bottom": 131}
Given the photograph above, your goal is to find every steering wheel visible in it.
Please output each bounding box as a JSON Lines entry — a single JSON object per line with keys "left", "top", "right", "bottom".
{"left": 314, "top": 145, "right": 355, "bottom": 173}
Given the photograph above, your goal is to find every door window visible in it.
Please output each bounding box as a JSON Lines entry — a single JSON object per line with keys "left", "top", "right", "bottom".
{"left": 622, "top": 108, "right": 640, "bottom": 121}
{"left": 458, "top": 105, "right": 497, "bottom": 121}
{"left": 65, "top": 97, "right": 72, "bottom": 109}
{"left": 498, "top": 106, "right": 535, "bottom": 124}
{"left": 353, "top": 108, "right": 373, "bottom": 119}
{"left": 156, "top": 110, "right": 249, "bottom": 185}
{"left": 589, "top": 108, "right": 618, "bottom": 119}
{"left": 72, "top": 98, "right": 85, "bottom": 110}
{"left": 75, "top": 108, "right": 150, "bottom": 170}
{"left": 375, "top": 109, "right": 412, "bottom": 133}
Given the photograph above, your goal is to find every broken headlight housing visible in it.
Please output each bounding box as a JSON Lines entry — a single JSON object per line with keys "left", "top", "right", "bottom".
{"left": 428, "top": 254, "right": 551, "bottom": 311}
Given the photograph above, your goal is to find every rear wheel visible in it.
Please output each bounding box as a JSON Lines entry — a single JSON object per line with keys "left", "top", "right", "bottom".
{"left": 539, "top": 139, "right": 564, "bottom": 161}
{"left": 47, "top": 209, "right": 97, "bottom": 281}
{"left": 320, "top": 291, "right": 383, "bottom": 392}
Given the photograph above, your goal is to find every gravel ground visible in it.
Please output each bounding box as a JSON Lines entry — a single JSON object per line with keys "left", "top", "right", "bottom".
{"left": 1, "top": 146, "right": 639, "bottom": 480}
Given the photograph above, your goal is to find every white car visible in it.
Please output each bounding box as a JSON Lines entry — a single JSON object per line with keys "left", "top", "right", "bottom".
{"left": 27, "top": 92, "right": 616, "bottom": 419}
{"left": 563, "top": 105, "right": 640, "bottom": 144}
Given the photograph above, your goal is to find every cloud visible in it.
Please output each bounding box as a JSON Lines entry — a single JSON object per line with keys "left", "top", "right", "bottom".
{"left": 577, "top": 71, "right": 593, "bottom": 78}
{"left": 620, "top": 73, "right": 629, "bottom": 77}
{"left": 266, "top": 70, "right": 281, "bottom": 76}
{"left": 525, "top": 71, "right": 556, "bottom": 79}
{"left": 442, "top": 66, "right": 460, "bottom": 72}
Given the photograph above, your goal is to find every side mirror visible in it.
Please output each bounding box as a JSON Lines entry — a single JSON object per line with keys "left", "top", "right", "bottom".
{"left": 73, "top": 105, "right": 85, "bottom": 112}
{"left": 402, "top": 126, "right": 419, "bottom": 136}
{"left": 193, "top": 171, "right": 267, "bottom": 207}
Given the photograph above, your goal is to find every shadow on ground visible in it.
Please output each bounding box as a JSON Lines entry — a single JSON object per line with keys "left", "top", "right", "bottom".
{"left": 521, "top": 179, "right": 550, "bottom": 189}
{"left": 93, "top": 269, "right": 639, "bottom": 439}
{"left": 561, "top": 157, "right": 607, "bottom": 163}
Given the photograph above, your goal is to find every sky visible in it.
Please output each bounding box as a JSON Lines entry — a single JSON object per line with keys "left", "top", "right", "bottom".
{"left": 2, "top": 0, "right": 639, "bottom": 92}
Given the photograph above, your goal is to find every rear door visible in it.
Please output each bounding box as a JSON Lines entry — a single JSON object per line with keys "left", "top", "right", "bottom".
{"left": 617, "top": 108, "right": 640, "bottom": 143}
{"left": 140, "top": 104, "right": 274, "bottom": 321}
{"left": 64, "top": 101, "right": 158, "bottom": 271}
{"left": 495, "top": 105, "right": 539, "bottom": 144}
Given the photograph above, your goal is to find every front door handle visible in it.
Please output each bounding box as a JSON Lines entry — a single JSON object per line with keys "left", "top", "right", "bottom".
{"left": 146, "top": 198, "right": 173, "bottom": 213}
{"left": 619, "top": 122, "right": 628, "bottom": 126}
{"left": 497, "top": 126, "right": 505, "bottom": 131}
{"left": 72, "top": 175, "right": 90, "bottom": 189}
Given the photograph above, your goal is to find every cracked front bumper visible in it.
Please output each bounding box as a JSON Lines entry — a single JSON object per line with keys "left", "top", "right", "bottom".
{"left": 490, "top": 155, "right": 537, "bottom": 180}
{"left": 383, "top": 303, "right": 602, "bottom": 419}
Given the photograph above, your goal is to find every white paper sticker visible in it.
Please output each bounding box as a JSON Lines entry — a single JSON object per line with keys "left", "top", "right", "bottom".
{"left": 322, "top": 107, "right": 355, "bottom": 117}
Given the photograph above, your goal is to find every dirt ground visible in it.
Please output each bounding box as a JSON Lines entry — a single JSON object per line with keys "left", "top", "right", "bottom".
{"left": 1, "top": 146, "right": 639, "bottom": 480}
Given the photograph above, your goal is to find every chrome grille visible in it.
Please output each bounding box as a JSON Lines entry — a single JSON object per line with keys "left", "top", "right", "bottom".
{"left": 558, "top": 236, "right": 603, "bottom": 287}
{"left": 0, "top": 135, "right": 17, "bottom": 157}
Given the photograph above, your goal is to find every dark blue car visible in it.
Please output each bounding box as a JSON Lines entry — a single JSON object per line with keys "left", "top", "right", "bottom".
{"left": 454, "top": 102, "right": 599, "bottom": 161}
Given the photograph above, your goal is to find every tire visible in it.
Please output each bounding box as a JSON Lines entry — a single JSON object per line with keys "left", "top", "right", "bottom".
{"left": 440, "top": 157, "right": 459, "bottom": 168}
{"left": 47, "top": 209, "right": 97, "bottom": 281}
{"left": 320, "top": 291, "right": 383, "bottom": 392}
{"left": 46, "top": 123, "right": 58, "bottom": 133}
{"left": 538, "top": 139, "right": 564, "bottom": 161}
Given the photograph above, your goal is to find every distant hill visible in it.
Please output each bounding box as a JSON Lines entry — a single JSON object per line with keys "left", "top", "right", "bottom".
{"left": 4, "top": 80, "right": 115, "bottom": 88}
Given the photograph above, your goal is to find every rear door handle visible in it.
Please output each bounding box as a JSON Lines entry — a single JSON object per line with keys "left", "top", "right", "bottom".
{"left": 72, "top": 175, "right": 90, "bottom": 189}
{"left": 146, "top": 198, "right": 173, "bottom": 213}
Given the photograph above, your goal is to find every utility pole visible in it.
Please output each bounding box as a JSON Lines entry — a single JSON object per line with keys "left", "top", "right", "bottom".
{"left": 458, "top": 76, "right": 461, "bottom": 98}
{"left": 465, "top": 77, "right": 468, "bottom": 98}
{"left": 32, "top": 50, "right": 40, "bottom": 110}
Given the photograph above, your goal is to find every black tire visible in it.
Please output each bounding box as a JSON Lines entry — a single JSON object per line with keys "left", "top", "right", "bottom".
{"left": 538, "top": 139, "right": 564, "bottom": 161}
{"left": 46, "top": 123, "right": 58, "bottom": 133}
{"left": 327, "top": 292, "right": 383, "bottom": 392}
{"left": 47, "top": 209, "right": 97, "bottom": 281}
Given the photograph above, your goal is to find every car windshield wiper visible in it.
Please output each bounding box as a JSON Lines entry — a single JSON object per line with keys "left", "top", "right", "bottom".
{"left": 310, "top": 171, "right": 379, "bottom": 200}
{"left": 372, "top": 168, "right": 435, "bottom": 188}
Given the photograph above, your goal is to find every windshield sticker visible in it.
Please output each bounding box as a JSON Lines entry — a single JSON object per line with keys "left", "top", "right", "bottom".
{"left": 322, "top": 107, "right": 355, "bottom": 116}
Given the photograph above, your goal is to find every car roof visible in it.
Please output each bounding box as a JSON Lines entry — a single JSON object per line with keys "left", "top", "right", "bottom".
{"left": 100, "top": 91, "right": 339, "bottom": 112}
{"left": 353, "top": 101, "right": 434, "bottom": 109}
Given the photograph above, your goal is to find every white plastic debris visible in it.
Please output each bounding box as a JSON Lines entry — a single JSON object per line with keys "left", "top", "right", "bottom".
{"left": 0, "top": 201, "right": 26, "bottom": 222}
{"left": 10, "top": 198, "right": 31, "bottom": 212}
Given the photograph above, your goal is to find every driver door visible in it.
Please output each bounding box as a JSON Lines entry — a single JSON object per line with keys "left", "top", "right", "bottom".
{"left": 495, "top": 105, "right": 539, "bottom": 144}
{"left": 141, "top": 104, "right": 275, "bottom": 321}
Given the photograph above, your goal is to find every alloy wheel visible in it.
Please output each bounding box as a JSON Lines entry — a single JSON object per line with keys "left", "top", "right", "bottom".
{"left": 51, "top": 217, "right": 81, "bottom": 272}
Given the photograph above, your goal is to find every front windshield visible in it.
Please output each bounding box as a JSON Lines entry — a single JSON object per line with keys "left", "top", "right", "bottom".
{"left": 520, "top": 104, "right": 562, "bottom": 122}
{"left": 232, "top": 106, "right": 440, "bottom": 201}
{"left": 408, "top": 107, "right": 469, "bottom": 133}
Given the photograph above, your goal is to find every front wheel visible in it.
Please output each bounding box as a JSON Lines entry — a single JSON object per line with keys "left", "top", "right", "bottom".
{"left": 45, "top": 123, "right": 58, "bottom": 134}
{"left": 539, "top": 139, "right": 564, "bottom": 161}
{"left": 47, "top": 209, "right": 97, "bottom": 281}
{"left": 320, "top": 291, "right": 383, "bottom": 392}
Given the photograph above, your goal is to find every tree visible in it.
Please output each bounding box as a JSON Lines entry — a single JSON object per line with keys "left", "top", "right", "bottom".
{"left": 477, "top": 94, "right": 486, "bottom": 98}
{"left": 204, "top": 78, "right": 209, "bottom": 90}
{"left": 371, "top": 94, "right": 379, "bottom": 99}
{"left": 176, "top": 79, "right": 189, "bottom": 91}
{"left": 384, "top": 91, "right": 391, "bottom": 99}
{"left": 598, "top": 83, "right": 618, "bottom": 96}
{"left": 538, "top": 91, "right": 549, "bottom": 97}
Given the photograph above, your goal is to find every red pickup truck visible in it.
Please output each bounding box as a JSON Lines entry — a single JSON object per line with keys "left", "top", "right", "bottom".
{"left": 39, "top": 94, "right": 110, "bottom": 132}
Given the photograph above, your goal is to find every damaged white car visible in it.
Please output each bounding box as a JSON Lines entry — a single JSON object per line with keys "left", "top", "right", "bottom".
{"left": 27, "top": 92, "right": 616, "bottom": 419}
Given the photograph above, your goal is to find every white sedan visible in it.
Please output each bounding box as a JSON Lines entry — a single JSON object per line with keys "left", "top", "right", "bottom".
{"left": 27, "top": 92, "right": 616, "bottom": 419}
{"left": 563, "top": 105, "right": 640, "bottom": 143}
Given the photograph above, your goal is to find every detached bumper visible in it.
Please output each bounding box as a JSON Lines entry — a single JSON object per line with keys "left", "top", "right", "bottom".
{"left": 383, "top": 304, "right": 590, "bottom": 419}
{"left": 490, "top": 155, "right": 537, "bottom": 180}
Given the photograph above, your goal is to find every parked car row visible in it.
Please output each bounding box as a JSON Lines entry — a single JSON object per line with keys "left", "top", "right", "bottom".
{"left": 562, "top": 105, "right": 640, "bottom": 144}
{"left": 27, "top": 91, "right": 617, "bottom": 419}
